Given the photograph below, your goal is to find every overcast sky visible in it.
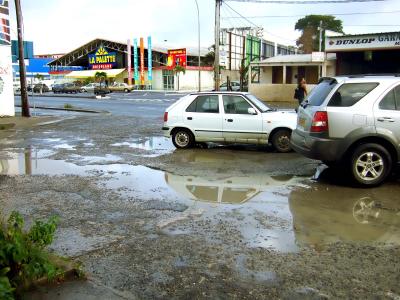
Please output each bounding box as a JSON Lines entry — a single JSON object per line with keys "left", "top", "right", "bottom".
{"left": 7, "top": 0, "right": 400, "bottom": 54}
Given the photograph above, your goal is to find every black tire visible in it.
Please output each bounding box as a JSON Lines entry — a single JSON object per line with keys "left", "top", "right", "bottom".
{"left": 350, "top": 143, "right": 392, "bottom": 187}
{"left": 124, "top": 88, "right": 129, "bottom": 93}
{"left": 172, "top": 129, "right": 194, "bottom": 149}
{"left": 271, "top": 129, "right": 292, "bottom": 153}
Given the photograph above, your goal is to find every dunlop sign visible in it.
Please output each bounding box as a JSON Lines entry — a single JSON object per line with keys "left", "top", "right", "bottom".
{"left": 326, "top": 32, "right": 400, "bottom": 52}
{"left": 88, "top": 46, "right": 117, "bottom": 70}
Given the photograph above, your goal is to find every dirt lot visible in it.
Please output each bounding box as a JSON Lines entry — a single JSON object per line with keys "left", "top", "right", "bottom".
{"left": 1, "top": 114, "right": 399, "bottom": 299}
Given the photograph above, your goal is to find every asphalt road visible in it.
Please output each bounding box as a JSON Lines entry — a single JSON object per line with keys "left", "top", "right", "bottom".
{"left": 14, "top": 91, "right": 184, "bottom": 117}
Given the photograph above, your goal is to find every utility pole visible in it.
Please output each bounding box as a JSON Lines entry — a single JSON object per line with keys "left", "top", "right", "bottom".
{"left": 15, "top": 0, "right": 30, "bottom": 117}
{"left": 318, "top": 20, "right": 323, "bottom": 79}
{"left": 195, "top": 0, "right": 201, "bottom": 92}
{"left": 214, "top": 0, "right": 221, "bottom": 91}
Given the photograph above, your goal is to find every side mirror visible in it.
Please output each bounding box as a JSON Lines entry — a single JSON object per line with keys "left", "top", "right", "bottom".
{"left": 248, "top": 107, "right": 257, "bottom": 115}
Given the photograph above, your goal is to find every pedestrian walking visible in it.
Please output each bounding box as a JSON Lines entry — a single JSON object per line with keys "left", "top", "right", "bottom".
{"left": 294, "top": 78, "right": 307, "bottom": 105}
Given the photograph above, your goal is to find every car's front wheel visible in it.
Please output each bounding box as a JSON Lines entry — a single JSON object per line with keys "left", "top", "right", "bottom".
{"left": 172, "top": 129, "right": 194, "bottom": 149}
{"left": 350, "top": 143, "right": 392, "bottom": 187}
{"left": 271, "top": 129, "right": 292, "bottom": 153}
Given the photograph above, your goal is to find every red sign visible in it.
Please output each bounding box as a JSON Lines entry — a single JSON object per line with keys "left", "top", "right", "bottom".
{"left": 167, "top": 48, "right": 187, "bottom": 70}
{"left": 92, "top": 64, "right": 113, "bottom": 70}
{"left": 140, "top": 37, "right": 145, "bottom": 85}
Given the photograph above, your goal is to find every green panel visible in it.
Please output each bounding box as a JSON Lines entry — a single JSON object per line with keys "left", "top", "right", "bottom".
{"left": 245, "top": 35, "right": 261, "bottom": 67}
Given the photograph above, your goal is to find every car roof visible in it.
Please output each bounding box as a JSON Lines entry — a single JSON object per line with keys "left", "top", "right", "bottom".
{"left": 325, "top": 75, "right": 400, "bottom": 84}
{"left": 189, "top": 91, "right": 250, "bottom": 96}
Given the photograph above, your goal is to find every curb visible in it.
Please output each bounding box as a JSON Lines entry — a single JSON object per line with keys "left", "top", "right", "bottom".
{"left": 15, "top": 93, "right": 95, "bottom": 99}
{"left": 15, "top": 105, "right": 108, "bottom": 114}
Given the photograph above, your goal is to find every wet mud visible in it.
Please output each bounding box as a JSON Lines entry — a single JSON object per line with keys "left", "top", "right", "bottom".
{"left": 1, "top": 114, "right": 399, "bottom": 299}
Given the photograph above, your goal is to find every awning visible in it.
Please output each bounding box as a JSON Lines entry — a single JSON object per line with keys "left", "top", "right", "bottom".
{"left": 65, "top": 68, "right": 125, "bottom": 79}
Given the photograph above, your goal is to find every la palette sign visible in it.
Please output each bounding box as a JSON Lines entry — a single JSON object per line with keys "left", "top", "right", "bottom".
{"left": 88, "top": 46, "right": 117, "bottom": 70}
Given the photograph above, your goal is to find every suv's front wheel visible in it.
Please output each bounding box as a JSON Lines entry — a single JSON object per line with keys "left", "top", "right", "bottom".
{"left": 350, "top": 143, "right": 392, "bottom": 186}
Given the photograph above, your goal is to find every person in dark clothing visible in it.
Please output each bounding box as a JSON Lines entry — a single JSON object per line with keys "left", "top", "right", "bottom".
{"left": 294, "top": 78, "right": 307, "bottom": 105}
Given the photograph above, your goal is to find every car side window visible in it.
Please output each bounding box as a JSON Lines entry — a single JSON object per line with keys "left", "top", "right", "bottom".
{"left": 223, "top": 95, "right": 252, "bottom": 114}
{"left": 379, "top": 89, "right": 396, "bottom": 110}
{"left": 186, "top": 95, "right": 219, "bottom": 113}
{"left": 328, "top": 83, "right": 379, "bottom": 107}
{"left": 379, "top": 85, "right": 400, "bottom": 111}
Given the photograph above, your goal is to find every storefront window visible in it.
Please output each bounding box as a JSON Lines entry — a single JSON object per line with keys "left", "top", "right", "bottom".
{"left": 163, "top": 70, "right": 174, "bottom": 90}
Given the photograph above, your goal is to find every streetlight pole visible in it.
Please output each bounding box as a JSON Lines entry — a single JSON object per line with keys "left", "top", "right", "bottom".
{"left": 214, "top": 0, "right": 221, "bottom": 91}
{"left": 195, "top": 0, "right": 201, "bottom": 92}
{"left": 14, "top": 0, "right": 30, "bottom": 117}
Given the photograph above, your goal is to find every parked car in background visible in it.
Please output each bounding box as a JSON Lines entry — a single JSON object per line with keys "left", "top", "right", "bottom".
{"left": 52, "top": 83, "right": 65, "bottom": 94}
{"left": 13, "top": 82, "right": 21, "bottom": 93}
{"left": 62, "top": 83, "right": 81, "bottom": 94}
{"left": 290, "top": 75, "right": 400, "bottom": 186}
{"left": 108, "top": 82, "right": 134, "bottom": 93}
{"left": 33, "top": 83, "right": 50, "bottom": 93}
{"left": 163, "top": 92, "right": 297, "bottom": 152}
{"left": 220, "top": 81, "right": 241, "bottom": 92}
{"left": 94, "top": 84, "right": 111, "bottom": 96}
{"left": 81, "top": 83, "right": 99, "bottom": 93}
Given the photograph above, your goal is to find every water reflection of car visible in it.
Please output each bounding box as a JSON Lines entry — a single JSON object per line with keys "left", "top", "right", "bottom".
{"left": 164, "top": 172, "right": 296, "bottom": 204}
{"left": 288, "top": 183, "right": 400, "bottom": 247}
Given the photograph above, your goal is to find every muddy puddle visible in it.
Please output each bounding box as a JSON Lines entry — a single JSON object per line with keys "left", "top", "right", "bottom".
{"left": 1, "top": 149, "right": 399, "bottom": 252}
{"left": 111, "top": 136, "right": 174, "bottom": 156}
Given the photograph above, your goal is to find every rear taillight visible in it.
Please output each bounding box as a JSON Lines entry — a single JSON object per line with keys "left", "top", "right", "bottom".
{"left": 163, "top": 112, "right": 168, "bottom": 122}
{"left": 310, "top": 111, "right": 328, "bottom": 133}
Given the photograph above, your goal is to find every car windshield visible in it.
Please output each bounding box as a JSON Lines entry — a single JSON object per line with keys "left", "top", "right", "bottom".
{"left": 305, "top": 78, "right": 338, "bottom": 107}
{"left": 246, "top": 94, "right": 272, "bottom": 112}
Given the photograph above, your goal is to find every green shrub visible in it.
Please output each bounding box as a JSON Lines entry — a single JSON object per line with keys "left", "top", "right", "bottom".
{"left": 0, "top": 211, "right": 60, "bottom": 299}
{"left": 64, "top": 104, "right": 73, "bottom": 109}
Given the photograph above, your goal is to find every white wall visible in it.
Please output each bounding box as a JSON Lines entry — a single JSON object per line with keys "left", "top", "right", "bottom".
{"left": 178, "top": 70, "right": 214, "bottom": 91}
{"left": 0, "top": 46, "right": 15, "bottom": 116}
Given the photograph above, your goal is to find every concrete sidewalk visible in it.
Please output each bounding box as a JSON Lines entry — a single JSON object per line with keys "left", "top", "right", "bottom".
{"left": 0, "top": 115, "right": 59, "bottom": 139}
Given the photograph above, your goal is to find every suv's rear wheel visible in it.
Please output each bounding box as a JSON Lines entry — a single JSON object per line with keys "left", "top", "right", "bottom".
{"left": 172, "top": 129, "right": 194, "bottom": 149}
{"left": 271, "top": 129, "right": 292, "bottom": 153}
{"left": 350, "top": 143, "right": 392, "bottom": 186}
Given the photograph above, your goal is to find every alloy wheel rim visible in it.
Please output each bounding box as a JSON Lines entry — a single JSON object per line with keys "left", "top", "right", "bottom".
{"left": 176, "top": 132, "right": 189, "bottom": 147}
{"left": 355, "top": 151, "right": 384, "bottom": 181}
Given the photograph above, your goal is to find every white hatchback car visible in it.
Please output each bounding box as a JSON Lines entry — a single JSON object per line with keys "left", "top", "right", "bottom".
{"left": 162, "top": 92, "right": 297, "bottom": 152}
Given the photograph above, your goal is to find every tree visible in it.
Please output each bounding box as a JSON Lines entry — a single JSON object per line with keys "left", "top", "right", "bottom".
{"left": 203, "top": 45, "right": 215, "bottom": 66}
{"left": 295, "top": 15, "right": 344, "bottom": 53}
{"left": 173, "top": 65, "right": 186, "bottom": 91}
{"left": 94, "top": 71, "right": 107, "bottom": 87}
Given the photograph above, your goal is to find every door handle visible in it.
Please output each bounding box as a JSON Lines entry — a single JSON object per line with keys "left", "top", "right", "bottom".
{"left": 377, "top": 117, "right": 395, "bottom": 122}
{"left": 227, "top": 119, "right": 233, "bottom": 122}
{"left": 187, "top": 117, "right": 193, "bottom": 120}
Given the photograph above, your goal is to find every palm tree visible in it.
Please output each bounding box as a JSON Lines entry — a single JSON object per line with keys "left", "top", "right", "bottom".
{"left": 95, "top": 71, "right": 107, "bottom": 87}
{"left": 173, "top": 65, "right": 186, "bottom": 91}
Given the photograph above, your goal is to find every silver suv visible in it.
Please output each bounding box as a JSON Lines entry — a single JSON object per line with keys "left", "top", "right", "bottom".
{"left": 291, "top": 75, "right": 400, "bottom": 186}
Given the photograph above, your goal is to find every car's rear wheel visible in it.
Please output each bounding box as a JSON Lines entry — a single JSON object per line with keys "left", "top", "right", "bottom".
{"left": 350, "top": 143, "right": 392, "bottom": 187}
{"left": 172, "top": 129, "right": 194, "bottom": 149}
{"left": 124, "top": 88, "right": 129, "bottom": 93}
{"left": 271, "top": 129, "right": 292, "bottom": 153}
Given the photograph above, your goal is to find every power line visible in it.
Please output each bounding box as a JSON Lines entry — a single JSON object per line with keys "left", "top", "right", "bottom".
{"left": 225, "top": 0, "right": 385, "bottom": 3}
{"left": 223, "top": 0, "right": 297, "bottom": 41}
{"left": 222, "top": 10, "right": 400, "bottom": 19}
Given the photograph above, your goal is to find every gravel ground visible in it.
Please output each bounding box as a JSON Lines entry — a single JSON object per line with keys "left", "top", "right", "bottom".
{"left": 0, "top": 114, "right": 399, "bottom": 299}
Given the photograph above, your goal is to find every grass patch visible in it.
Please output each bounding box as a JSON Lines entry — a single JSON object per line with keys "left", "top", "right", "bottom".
{"left": 0, "top": 211, "right": 83, "bottom": 299}
{"left": 63, "top": 104, "right": 74, "bottom": 109}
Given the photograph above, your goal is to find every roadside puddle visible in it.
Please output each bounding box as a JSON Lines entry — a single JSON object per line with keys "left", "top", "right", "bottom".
{"left": 1, "top": 150, "right": 399, "bottom": 252}
{"left": 111, "top": 136, "right": 174, "bottom": 156}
